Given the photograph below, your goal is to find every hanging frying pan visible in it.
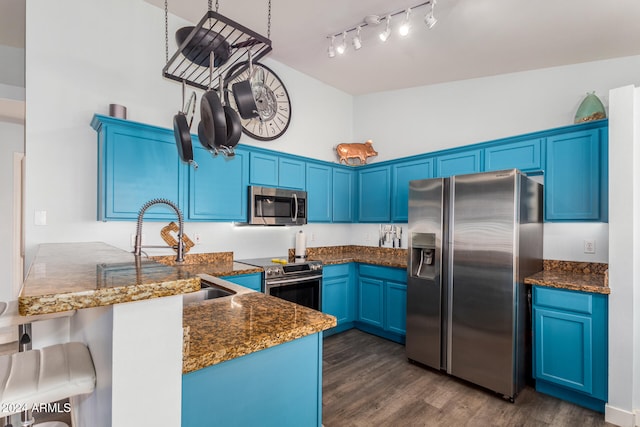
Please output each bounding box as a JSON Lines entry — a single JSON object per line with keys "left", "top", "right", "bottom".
{"left": 229, "top": 51, "right": 259, "bottom": 120}
{"left": 176, "top": 26, "right": 261, "bottom": 68}
{"left": 201, "top": 53, "right": 227, "bottom": 148}
{"left": 197, "top": 121, "right": 213, "bottom": 150}
{"left": 174, "top": 81, "right": 198, "bottom": 169}
{"left": 223, "top": 105, "right": 242, "bottom": 148}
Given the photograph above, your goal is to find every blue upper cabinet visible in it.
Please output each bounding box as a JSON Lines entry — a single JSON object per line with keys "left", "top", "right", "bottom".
{"left": 391, "top": 158, "right": 433, "bottom": 222}
{"left": 436, "top": 149, "right": 482, "bottom": 177}
{"left": 545, "top": 129, "right": 603, "bottom": 221}
{"left": 484, "top": 138, "right": 544, "bottom": 173}
{"left": 92, "top": 115, "right": 185, "bottom": 221}
{"left": 358, "top": 166, "right": 391, "bottom": 222}
{"left": 250, "top": 152, "right": 305, "bottom": 190}
{"left": 332, "top": 168, "right": 355, "bottom": 223}
{"left": 188, "top": 145, "right": 248, "bottom": 221}
{"left": 306, "top": 163, "right": 332, "bottom": 222}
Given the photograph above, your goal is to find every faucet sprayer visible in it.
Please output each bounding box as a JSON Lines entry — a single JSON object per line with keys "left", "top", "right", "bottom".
{"left": 133, "top": 198, "right": 185, "bottom": 263}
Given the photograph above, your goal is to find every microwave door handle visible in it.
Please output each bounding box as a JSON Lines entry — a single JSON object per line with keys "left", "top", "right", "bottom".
{"left": 292, "top": 193, "right": 298, "bottom": 222}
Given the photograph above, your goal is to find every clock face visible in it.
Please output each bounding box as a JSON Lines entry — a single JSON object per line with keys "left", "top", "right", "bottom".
{"left": 224, "top": 62, "right": 292, "bottom": 141}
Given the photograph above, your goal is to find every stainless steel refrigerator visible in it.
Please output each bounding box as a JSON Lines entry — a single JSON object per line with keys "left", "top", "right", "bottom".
{"left": 406, "top": 169, "right": 543, "bottom": 401}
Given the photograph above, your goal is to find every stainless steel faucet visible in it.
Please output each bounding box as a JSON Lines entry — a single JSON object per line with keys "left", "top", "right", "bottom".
{"left": 133, "top": 198, "right": 185, "bottom": 263}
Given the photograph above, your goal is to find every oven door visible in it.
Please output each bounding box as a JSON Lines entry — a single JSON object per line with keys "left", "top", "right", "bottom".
{"left": 265, "top": 275, "right": 322, "bottom": 311}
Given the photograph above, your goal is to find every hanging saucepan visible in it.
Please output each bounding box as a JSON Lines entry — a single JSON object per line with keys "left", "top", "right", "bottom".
{"left": 174, "top": 80, "right": 198, "bottom": 169}
{"left": 175, "top": 26, "right": 261, "bottom": 68}
{"left": 228, "top": 51, "right": 260, "bottom": 119}
{"left": 219, "top": 75, "right": 242, "bottom": 153}
{"left": 201, "top": 52, "right": 227, "bottom": 151}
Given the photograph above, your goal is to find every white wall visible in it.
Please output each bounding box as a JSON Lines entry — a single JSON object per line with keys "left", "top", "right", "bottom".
{"left": 354, "top": 56, "right": 640, "bottom": 263}
{"left": 606, "top": 85, "right": 640, "bottom": 426}
{"left": 23, "top": 0, "right": 354, "bottom": 266}
{"left": 0, "top": 45, "right": 24, "bottom": 88}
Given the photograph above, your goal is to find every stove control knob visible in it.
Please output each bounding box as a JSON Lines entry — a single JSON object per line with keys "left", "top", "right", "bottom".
{"left": 265, "top": 267, "right": 278, "bottom": 277}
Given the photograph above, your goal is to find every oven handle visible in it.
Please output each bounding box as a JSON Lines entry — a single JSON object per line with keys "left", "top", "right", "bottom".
{"left": 266, "top": 274, "right": 323, "bottom": 286}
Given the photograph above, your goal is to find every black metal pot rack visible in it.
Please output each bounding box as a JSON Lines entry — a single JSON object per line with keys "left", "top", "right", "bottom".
{"left": 163, "top": 10, "right": 272, "bottom": 91}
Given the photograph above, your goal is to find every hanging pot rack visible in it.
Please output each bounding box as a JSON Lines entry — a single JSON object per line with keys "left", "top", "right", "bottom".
{"left": 163, "top": 5, "right": 272, "bottom": 91}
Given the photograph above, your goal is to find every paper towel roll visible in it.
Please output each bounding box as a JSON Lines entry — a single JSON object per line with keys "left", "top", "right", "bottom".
{"left": 295, "top": 230, "right": 307, "bottom": 262}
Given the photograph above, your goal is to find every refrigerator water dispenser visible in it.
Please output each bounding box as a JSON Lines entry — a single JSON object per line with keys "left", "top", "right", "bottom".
{"left": 410, "top": 232, "right": 437, "bottom": 279}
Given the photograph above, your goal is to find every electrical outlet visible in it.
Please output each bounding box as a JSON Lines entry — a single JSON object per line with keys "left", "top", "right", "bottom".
{"left": 193, "top": 233, "right": 201, "bottom": 244}
{"left": 584, "top": 239, "right": 596, "bottom": 254}
{"left": 365, "top": 233, "right": 370, "bottom": 242}
{"left": 34, "top": 210, "right": 47, "bottom": 226}
{"left": 310, "top": 233, "right": 316, "bottom": 242}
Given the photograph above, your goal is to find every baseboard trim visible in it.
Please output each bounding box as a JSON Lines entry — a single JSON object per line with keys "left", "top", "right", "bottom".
{"left": 605, "top": 404, "right": 636, "bottom": 427}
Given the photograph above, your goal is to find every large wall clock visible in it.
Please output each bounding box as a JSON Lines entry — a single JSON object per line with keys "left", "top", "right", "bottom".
{"left": 224, "top": 62, "right": 292, "bottom": 141}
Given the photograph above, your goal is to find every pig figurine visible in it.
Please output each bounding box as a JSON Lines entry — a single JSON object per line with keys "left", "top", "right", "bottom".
{"left": 336, "top": 140, "right": 378, "bottom": 165}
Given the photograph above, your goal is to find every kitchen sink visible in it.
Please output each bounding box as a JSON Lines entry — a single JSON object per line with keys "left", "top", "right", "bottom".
{"left": 183, "top": 280, "right": 236, "bottom": 304}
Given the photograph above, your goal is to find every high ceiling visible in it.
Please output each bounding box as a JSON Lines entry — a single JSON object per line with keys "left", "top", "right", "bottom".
{"left": 146, "top": 0, "right": 640, "bottom": 95}
{"left": 3, "top": 1, "right": 640, "bottom": 95}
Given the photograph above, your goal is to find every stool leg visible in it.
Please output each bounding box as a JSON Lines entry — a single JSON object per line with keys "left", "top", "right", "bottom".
{"left": 19, "top": 409, "right": 34, "bottom": 427}
{"left": 4, "top": 414, "right": 13, "bottom": 427}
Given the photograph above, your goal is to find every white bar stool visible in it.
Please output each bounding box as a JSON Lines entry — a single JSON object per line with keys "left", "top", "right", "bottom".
{"left": 0, "top": 342, "right": 95, "bottom": 427}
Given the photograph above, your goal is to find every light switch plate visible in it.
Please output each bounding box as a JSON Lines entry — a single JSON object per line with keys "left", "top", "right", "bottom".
{"left": 584, "top": 239, "right": 596, "bottom": 254}
{"left": 34, "top": 210, "right": 47, "bottom": 226}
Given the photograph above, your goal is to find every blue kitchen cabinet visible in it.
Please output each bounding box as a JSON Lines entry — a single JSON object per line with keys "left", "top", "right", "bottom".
{"left": 435, "top": 149, "right": 482, "bottom": 177}
{"left": 322, "top": 263, "right": 355, "bottom": 335}
{"left": 306, "top": 163, "right": 332, "bottom": 222}
{"left": 532, "top": 286, "right": 608, "bottom": 412}
{"left": 545, "top": 129, "right": 604, "bottom": 221}
{"left": 221, "top": 272, "right": 263, "bottom": 292}
{"left": 357, "top": 264, "right": 407, "bottom": 343}
{"left": 332, "top": 168, "right": 355, "bottom": 222}
{"left": 358, "top": 166, "right": 391, "bottom": 222}
{"left": 92, "top": 115, "right": 186, "bottom": 221}
{"left": 188, "top": 145, "right": 249, "bottom": 221}
{"left": 484, "top": 138, "right": 544, "bottom": 173}
{"left": 183, "top": 333, "right": 323, "bottom": 427}
{"left": 391, "top": 158, "right": 434, "bottom": 222}
{"left": 250, "top": 152, "right": 305, "bottom": 190}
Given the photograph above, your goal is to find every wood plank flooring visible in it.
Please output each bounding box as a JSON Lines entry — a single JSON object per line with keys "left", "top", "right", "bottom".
{"left": 322, "top": 329, "right": 615, "bottom": 427}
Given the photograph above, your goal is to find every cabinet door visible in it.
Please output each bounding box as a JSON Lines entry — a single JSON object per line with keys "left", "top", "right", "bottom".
{"left": 221, "top": 273, "right": 263, "bottom": 292}
{"left": 545, "top": 130, "right": 600, "bottom": 220}
{"left": 100, "top": 124, "right": 185, "bottom": 221}
{"left": 357, "top": 277, "right": 384, "bottom": 328}
{"left": 385, "top": 281, "right": 407, "bottom": 335}
{"left": 484, "top": 138, "right": 543, "bottom": 172}
{"left": 534, "top": 307, "right": 593, "bottom": 394}
{"left": 436, "top": 149, "right": 482, "bottom": 178}
{"left": 306, "top": 163, "right": 332, "bottom": 222}
{"left": 358, "top": 166, "right": 391, "bottom": 222}
{"left": 332, "top": 168, "right": 355, "bottom": 222}
{"left": 279, "top": 158, "right": 306, "bottom": 190}
{"left": 391, "top": 158, "right": 433, "bottom": 222}
{"left": 249, "top": 152, "right": 278, "bottom": 187}
{"left": 323, "top": 276, "right": 352, "bottom": 325}
{"left": 188, "top": 146, "right": 248, "bottom": 221}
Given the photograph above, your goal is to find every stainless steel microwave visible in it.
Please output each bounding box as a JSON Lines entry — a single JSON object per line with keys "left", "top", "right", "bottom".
{"left": 248, "top": 186, "right": 307, "bottom": 226}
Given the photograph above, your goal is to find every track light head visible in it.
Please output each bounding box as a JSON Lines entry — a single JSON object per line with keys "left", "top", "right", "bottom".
{"left": 336, "top": 31, "right": 347, "bottom": 55}
{"left": 327, "top": 35, "right": 336, "bottom": 58}
{"left": 352, "top": 26, "right": 362, "bottom": 50}
{"left": 379, "top": 15, "right": 391, "bottom": 42}
{"left": 399, "top": 9, "right": 412, "bottom": 37}
{"left": 425, "top": 0, "right": 437, "bottom": 29}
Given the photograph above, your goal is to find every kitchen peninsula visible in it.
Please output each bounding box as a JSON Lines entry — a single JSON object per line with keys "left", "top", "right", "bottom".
{"left": 19, "top": 242, "right": 335, "bottom": 427}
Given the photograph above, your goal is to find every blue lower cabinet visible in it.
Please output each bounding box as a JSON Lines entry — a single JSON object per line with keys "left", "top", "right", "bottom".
{"left": 322, "top": 263, "right": 355, "bottom": 335}
{"left": 532, "top": 286, "right": 608, "bottom": 412}
{"left": 356, "top": 265, "right": 407, "bottom": 343}
{"left": 182, "top": 333, "right": 323, "bottom": 427}
{"left": 221, "top": 273, "right": 263, "bottom": 292}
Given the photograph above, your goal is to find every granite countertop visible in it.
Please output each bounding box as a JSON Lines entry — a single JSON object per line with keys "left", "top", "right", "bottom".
{"left": 524, "top": 260, "right": 609, "bottom": 295}
{"left": 289, "top": 245, "right": 407, "bottom": 269}
{"left": 182, "top": 275, "right": 336, "bottom": 374}
{"left": 19, "top": 242, "right": 201, "bottom": 316}
{"left": 152, "top": 252, "right": 262, "bottom": 276}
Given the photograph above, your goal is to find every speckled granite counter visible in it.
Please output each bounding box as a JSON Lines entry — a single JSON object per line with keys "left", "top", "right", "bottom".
{"left": 288, "top": 245, "right": 407, "bottom": 269}
{"left": 525, "top": 260, "right": 609, "bottom": 295}
{"left": 19, "top": 242, "right": 201, "bottom": 316}
{"left": 182, "top": 286, "right": 336, "bottom": 373}
{"left": 152, "top": 252, "right": 262, "bottom": 276}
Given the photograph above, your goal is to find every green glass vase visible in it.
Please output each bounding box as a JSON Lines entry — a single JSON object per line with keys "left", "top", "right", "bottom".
{"left": 574, "top": 91, "right": 606, "bottom": 123}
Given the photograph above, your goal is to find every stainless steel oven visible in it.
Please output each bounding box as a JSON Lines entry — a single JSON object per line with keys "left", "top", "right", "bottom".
{"left": 237, "top": 258, "right": 322, "bottom": 310}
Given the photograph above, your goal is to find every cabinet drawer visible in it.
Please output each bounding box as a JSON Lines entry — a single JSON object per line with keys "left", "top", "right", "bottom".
{"left": 359, "top": 264, "right": 406, "bottom": 282}
{"left": 323, "top": 263, "right": 351, "bottom": 278}
{"left": 534, "top": 287, "right": 593, "bottom": 314}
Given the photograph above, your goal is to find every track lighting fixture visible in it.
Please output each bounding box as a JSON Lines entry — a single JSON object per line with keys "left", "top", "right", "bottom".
{"left": 352, "top": 26, "right": 362, "bottom": 50}
{"left": 379, "top": 16, "right": 391, "bottom": 42}
{"left": 425, "top": 0, "right": 437, "bottom": 29}
{"left": 327, "top": 35, "right": 336, "bottom": 58}
{"left": 399, "top": 9, "right": 412, "bottom": 37}
{"left": 326, "top": 1, "right": 438, "bottom": 59}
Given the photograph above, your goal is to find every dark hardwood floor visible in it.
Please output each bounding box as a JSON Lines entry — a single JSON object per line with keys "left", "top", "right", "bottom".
{"left": 322, "top": 329, "right": 614, "bottom": 427}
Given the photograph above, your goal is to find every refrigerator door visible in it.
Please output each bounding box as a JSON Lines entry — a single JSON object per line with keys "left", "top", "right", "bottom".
{"left": 406, "top": 177, "right": 447, "bottom": 369}
{"left": 448, "top": 170, "right": 518, "bottom": 398}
